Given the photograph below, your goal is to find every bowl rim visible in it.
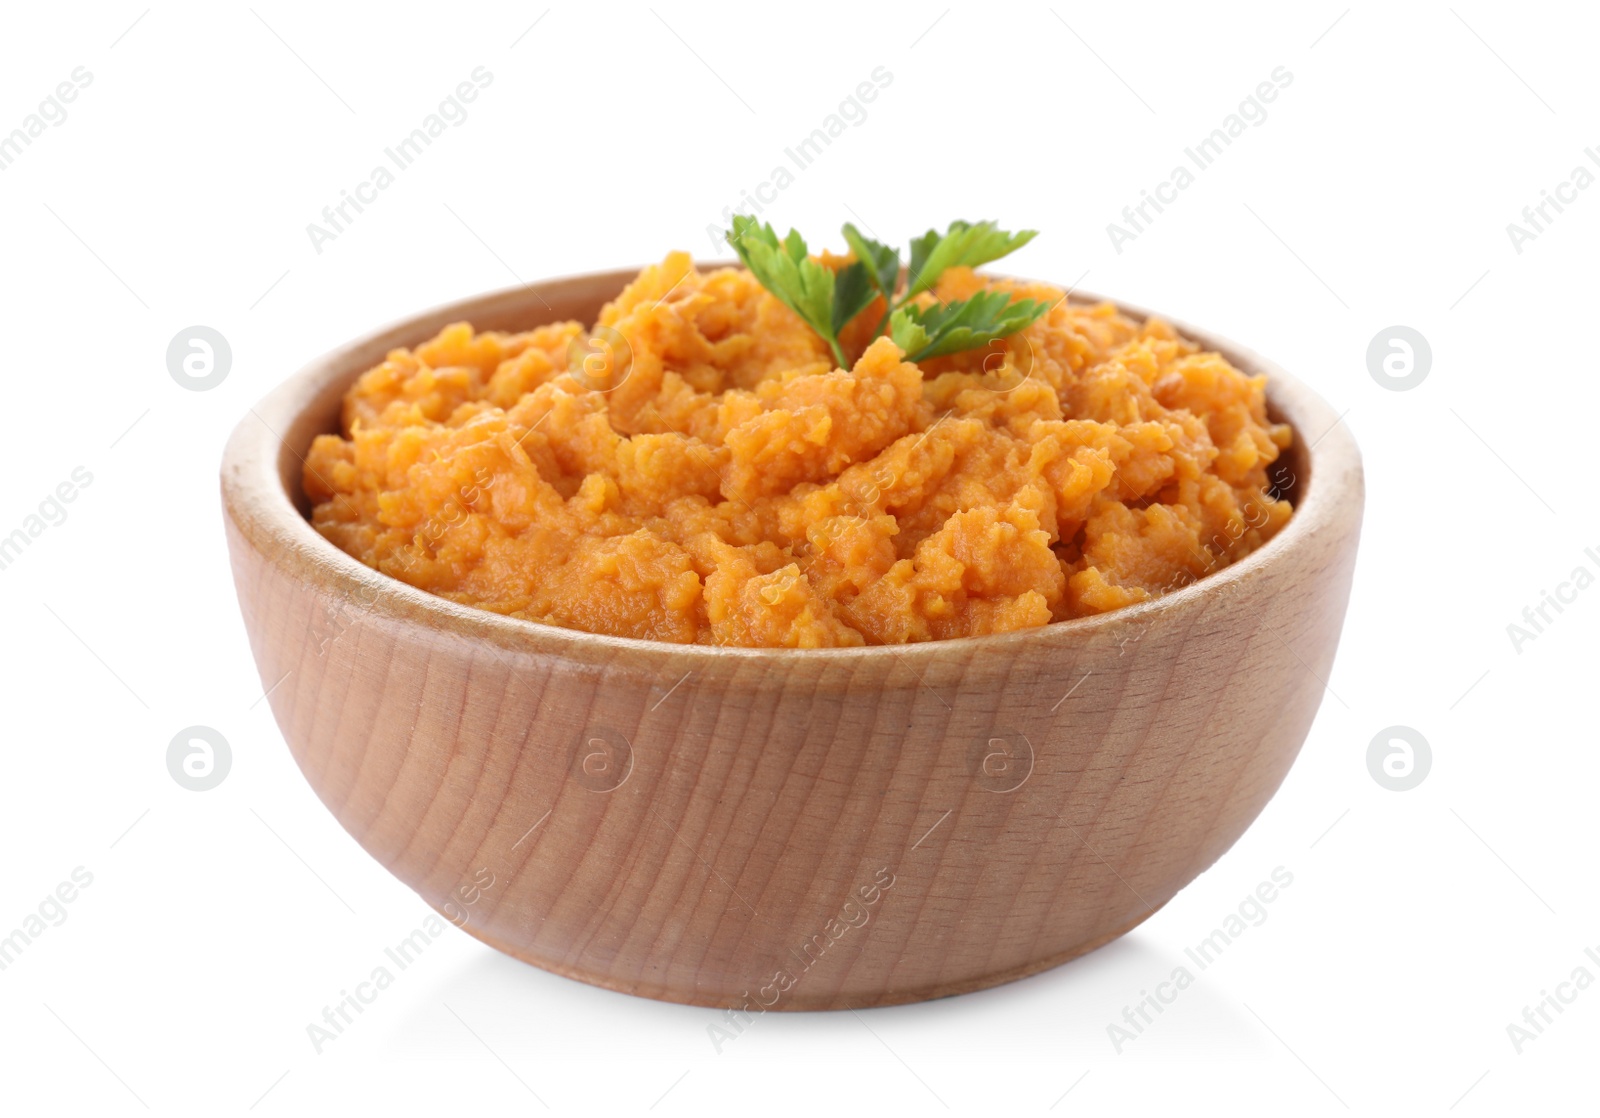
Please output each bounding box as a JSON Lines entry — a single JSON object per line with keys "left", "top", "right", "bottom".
{"left": 221, "top": 264, "right": 1362, "bottom": 664}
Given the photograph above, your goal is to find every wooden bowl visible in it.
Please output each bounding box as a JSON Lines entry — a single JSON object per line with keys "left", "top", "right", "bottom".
{"left": 221, "top": 267, "right": 1362, "bottom": 1010}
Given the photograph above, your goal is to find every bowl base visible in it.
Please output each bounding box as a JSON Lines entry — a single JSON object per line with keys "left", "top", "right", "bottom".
{"left": 434, "top": 901, "right": 1168, "bottom": 1011}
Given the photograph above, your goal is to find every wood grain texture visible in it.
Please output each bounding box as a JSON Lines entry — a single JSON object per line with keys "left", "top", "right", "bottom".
{"left": 221, "top": 267, "right": 1363, "bottom": 1010}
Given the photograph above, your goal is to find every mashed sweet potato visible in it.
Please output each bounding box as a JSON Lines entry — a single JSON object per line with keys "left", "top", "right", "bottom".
{"left": 304, "top": 253, "right": 1292, "bottom": 647}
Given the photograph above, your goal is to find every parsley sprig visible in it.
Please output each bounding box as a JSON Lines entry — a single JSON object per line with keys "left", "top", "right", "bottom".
{"left": 726, "top": 217, "right": 1049, "bottom": 366}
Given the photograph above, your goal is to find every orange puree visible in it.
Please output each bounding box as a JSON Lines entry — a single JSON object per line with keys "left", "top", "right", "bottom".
{"left": 304, "top": 254, "right": 1293, "bottom": 647}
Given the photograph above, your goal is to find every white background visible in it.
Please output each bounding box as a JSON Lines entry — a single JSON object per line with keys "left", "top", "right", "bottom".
{"left": 1, "top": 2, "right": 1595, "bottom": 1114}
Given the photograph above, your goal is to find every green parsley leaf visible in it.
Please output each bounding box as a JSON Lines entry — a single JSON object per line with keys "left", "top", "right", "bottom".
{"left": 905, "top": 227, "right": 944, "bottom": 298}
{"left": 726, "top": 215, "right": 1045, "bottom": 365}
{"left": 888, "top": 290, "right": 1050, "bottom": 362}
{"left": 727, "top": 216, "right": 847, "bottom": 365}
{"left": 903, "top": 220, "right": 1037, "bottom": 298}
{"left": 840, "top": 223, "right": 901, "bottom": 302}
{"left": 831, "top": 260, "right": 876, "bottom": 337}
